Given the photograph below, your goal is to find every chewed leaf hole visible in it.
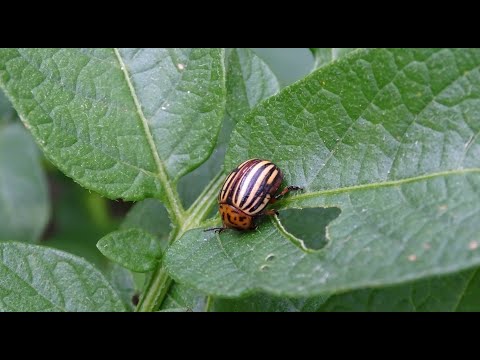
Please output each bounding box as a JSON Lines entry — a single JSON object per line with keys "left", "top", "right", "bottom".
{"left": 275, "top": 207, "right": 341, "bottom": 252}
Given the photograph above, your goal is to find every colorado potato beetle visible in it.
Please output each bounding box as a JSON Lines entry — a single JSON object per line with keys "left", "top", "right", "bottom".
{"left": 206, "top": 159, "right": 302, "bottom": 233}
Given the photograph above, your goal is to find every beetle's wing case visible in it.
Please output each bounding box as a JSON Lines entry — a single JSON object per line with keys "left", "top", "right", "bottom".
{"left": 219, "top": 159, "right": 283, "bottom": 216}
{"left": 218, "top": 159, "right": 258, "bottom": 203}
{"left": 240, "top": 163, "right": 283, "bottom": 215}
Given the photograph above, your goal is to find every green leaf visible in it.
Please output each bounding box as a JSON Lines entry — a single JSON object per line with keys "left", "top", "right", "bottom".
{"left": 105, "top": 263, "right": 137, "bottom": 311}
{"left": 0, "top": 123, "right": 49, "bottom": 242}
{"left": 310, "top": 48, "right": 358, "bottom": 69}
{"left": 178, "top": 48, "right": 280, "bottom": 208}
{"left": 0, "top": 48, "right": 225, "bottom": 202}
{"left": 97, "top": 228, "right": 162, "bottom": 272}
{"left": 0, "top": 88, "right": 16, "bottom": 123}
{"left": 212, "top": 292, "right": 329, "bottom": 312}
{"left": 161, "top": 282, "right": 206, "bottom": 312}
{"left": 318, "top": 268, "right": 480, "bottom": 311}
{"left": 121, "top": 198, "right": 170, "bottom": 248}
{"left": 252, "top": 49, "right": 314, "bottom": 86}
{"left": 0, "top": 241, "right": 124, "bottom": 311}
{"left": 43, "top": 171, "right": 116, "bottom": 268}
{"left": 226, "top": 48, "right": 280, "bottom": 121}
{"left": 166, "top": 48, "right": 480, "bottom": 298}
{"left": 157, "top": 49, "right": 282, "bottom": 310}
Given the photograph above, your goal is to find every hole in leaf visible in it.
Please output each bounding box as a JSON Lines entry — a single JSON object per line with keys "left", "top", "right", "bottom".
{"left": 277, "top": 207, "right": 341, "bottom": 251}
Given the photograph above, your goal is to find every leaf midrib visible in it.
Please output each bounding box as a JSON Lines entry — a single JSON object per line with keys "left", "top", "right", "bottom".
{"left": 279, "top": 168, "right": 480, "bottom": 205}
{"left": 113, "top": 49, "right": 184, "bottom": 223}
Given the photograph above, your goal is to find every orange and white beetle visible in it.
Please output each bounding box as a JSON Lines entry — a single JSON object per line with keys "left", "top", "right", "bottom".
{"left": 206, "top": 159, "right": 302, "bottom": 233}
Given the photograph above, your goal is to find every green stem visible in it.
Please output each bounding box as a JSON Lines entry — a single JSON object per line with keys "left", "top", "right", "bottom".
{"left": 136, "top": 170, "right": 225, "bottom": 312}
{"left": 136, "top": 266, "right": 172, "bottom": 312}
{"left": 204, "top": 296, "right": 214, "bottom": 312}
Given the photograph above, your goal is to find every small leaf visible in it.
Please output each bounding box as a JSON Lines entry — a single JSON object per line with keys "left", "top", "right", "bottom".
{"left": 0, "top": 123, "right": 49, "bottom": 242}
{"left": 0, "top": 48, "right": 225, "bottom": 201}
{"left": 166, "top": 48, "right": 480, "bottom": 298}
{"left": 0, "top": 241, "right": 124, "bottom": 311}
{"left": 97, "top": 228, "right": 162, "bottom": 272}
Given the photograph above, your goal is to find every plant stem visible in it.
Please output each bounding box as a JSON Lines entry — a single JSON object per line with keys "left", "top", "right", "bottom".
{"left": 136, "top": 171, "right": 225, "bottom": 312}
{"left": 136, "top": 266, "right": 172, "bottom": 312}
{"left": 204, "top": 296, "right": 214, "bottom": 312}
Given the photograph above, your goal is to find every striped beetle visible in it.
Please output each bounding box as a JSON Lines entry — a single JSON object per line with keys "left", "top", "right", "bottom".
{"left": 206, "top": 159, "right": 302, "bottom": 233}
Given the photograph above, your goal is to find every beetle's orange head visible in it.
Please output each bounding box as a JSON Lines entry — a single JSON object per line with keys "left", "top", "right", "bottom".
{"left": 219, "top": 203, "right": 254, "bottom": 230}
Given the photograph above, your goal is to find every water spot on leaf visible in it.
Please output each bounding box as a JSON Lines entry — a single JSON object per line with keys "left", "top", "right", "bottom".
{"left": 276, "top": 207, "right": 341, "bottom": 252}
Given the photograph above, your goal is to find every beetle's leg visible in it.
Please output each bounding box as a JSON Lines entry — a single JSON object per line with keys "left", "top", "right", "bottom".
{"left": 262, "top": 209, "right": 279, "bottom": 216}
{"left": 269, "top": 185, "right": 303, "bottom": 204}
{"left": 204, "top": 227, "right": 227, "bottom": 234}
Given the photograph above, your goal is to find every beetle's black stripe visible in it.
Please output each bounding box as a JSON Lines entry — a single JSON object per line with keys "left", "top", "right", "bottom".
{"left": 219, "top": 170, "right": 237, "bottom": 202}
{"left": 236, "top": 162, "right": 272, "bottom": 207}
{"left": 240, "top": 165, "right": 276, "bottom": 209}
{"left": 220, "top": 160, "right": 252, "bottom": 202}
{"left": 232, "top": 161, "right": 263, "bottom": 205}
{"left": 246, "top": 168, "right": 283, "bottom": 214}
{"left": 226, "top": 159, "right": 261, "bottom": 205}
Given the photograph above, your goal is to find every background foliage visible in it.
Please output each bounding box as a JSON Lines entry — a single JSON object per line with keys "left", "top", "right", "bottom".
{"left": 1, "top": 48, "right": 479, "bottom": 312}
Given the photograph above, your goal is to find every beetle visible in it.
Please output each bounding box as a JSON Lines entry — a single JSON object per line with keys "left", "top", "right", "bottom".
{"left": 205, "top": 159, "right": 302, "bottom": 233}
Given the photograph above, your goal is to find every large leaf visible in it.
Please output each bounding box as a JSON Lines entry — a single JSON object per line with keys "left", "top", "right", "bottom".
{"left": 319, "top": 267, "right": 480, "bottom": 311}
{"left": 0, "top": 48, "right": 225, "bottom": 201}
{"left": 166, "top": 48, "right": 480, "bottom": 297}
{"left": 97, "top": 228, "right": 162, "bottom": 272}
{"left": 0, "top": 123, "right": 49, "bottom": 242}
{"left": 0, "top": 242, "right": 124, "bottom": 311}
{"left": 212, "top": 292, "right": 329, "bottom": 312}
{"left": 213, "top": 267, "right": 480, "bottom": 311}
